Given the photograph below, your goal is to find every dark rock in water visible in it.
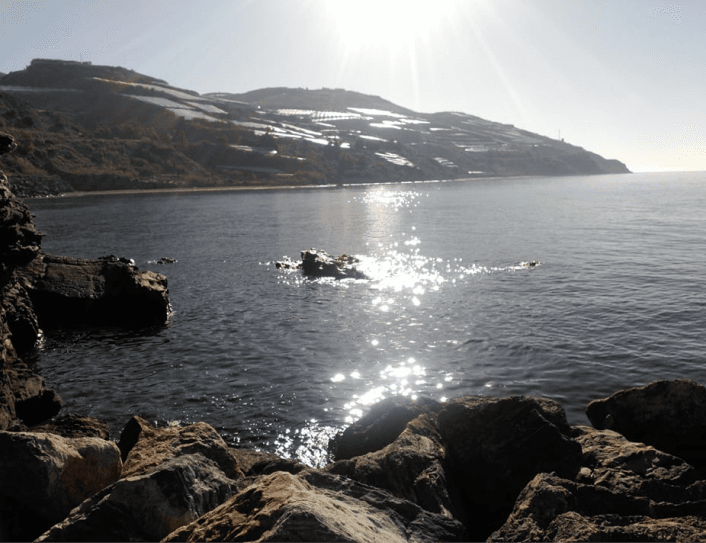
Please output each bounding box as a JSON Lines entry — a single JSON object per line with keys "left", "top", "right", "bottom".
{"left": 1, "top": 280, "right": 40, "bottom": 354}
{"left": 33, "top": 412, "right": 110, "bottom": 440}
{"left": 163, "top": 469, "right": 465, "bottom": 543}
{"left": 301, "top": 248, "right": 367, "bottom": 279}
{"left": 437, "top": 395, "right": 582, "bottom": 540}
{"left": 37, "top": 452, "right": 239, "bottom": 542}
{"left": 330, "top": 395, "right": 442, "bottom": 460}
{"left": 586, "top": 379, "right": 706, "bottom": 468}
{"left": 17, "top": 252, "right": 171, "bottom": 328}
{"left": 156, "top": 256, "right": 178, "bottom": 264}
{"left": 327, "top": 411, "right": 458, "bottom": 520}
{"left": 0, "top": 430, "right": 121, "bottom": 540}
{"left": 274, "top": 255, "right": 301, "bottom": 271}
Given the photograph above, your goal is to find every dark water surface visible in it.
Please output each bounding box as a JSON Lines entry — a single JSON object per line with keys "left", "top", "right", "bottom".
{"left": 28, "top": 172, "right": 706, "bottom": 466}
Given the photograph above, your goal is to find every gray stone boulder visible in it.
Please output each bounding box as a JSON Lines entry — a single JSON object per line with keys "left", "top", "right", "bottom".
{"left": 327, "top": 412, "right": 457, "bottom": 519}
{"left": 0, "top": 430, "right": 121, "bottom": 540}
{"left": 437, "top": 395, "right": 583, "bottom": 540}
{"left": 17, "top": 252, "right": 171, "bottom": 328}
{"left": 586, "top": 379, "right": 706, "bottom": 467}
{"left": 163, "top": 469, "right": 465, "bottom": 542}
{"left": 330, "top": 395, "right": 442, "bottom": 460}
{"left": 488, "top": 472, "right": 706, "bottom": 542}
{"left": 118, "top": 416, "right": 244, "bottom": 480}
{"left": 37, "top": 452, "right": 239, "bottom": 542}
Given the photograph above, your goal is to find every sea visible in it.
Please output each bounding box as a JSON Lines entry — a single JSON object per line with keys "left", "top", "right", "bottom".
{"left": 27, "top": 172, "right": 706, "bottom": 467}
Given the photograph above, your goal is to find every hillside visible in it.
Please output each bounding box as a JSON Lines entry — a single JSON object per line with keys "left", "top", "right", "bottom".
{"left": 0, "top": 59, "right": 629, "bottom": 197}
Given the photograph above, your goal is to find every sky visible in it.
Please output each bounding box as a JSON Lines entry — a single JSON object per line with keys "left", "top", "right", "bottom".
{"left": 1, "top": 0, "right": 704, "bottom": 173}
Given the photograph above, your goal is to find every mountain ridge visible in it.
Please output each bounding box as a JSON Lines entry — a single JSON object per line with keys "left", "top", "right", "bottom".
{"left": 0, "top": 59, "right": 629, "bottom": 197}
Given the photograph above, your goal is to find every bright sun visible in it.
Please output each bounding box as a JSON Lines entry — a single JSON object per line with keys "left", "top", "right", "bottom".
{"left": 322, "top": 0, "right": 464, "bottom": 53}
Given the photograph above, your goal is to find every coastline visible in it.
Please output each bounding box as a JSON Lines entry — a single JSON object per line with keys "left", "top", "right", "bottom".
{"left": 25, "top": 174, "right": 535, "bottom": 199}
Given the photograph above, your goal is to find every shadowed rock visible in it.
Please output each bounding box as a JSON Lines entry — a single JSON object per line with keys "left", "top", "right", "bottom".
{"left": 0, "top": 430, "right": 121, "bottom": 540}
{"left": 33, "top": 413, "right": 110, "bottom": 440}
{"left": 586, "top": 379, "right": 706, "bottom": 467}
{"left": 17, "top": 252, "right": 171, "bottom": 328}
{"left": 37, "top": 453, "right": 239, "bottom": 542}
{"left": 437, "top": 395, "right": 583, "bottom": 540}
{"left": 330, "top": 395, "right": 442, "bottom": 460}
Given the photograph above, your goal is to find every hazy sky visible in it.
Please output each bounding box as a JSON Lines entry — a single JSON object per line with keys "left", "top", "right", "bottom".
{"left": 1, "top": 0, "right": 704, "bottom": 172}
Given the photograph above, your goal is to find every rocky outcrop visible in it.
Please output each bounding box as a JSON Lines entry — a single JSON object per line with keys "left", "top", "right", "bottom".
{"left": 326, "top": 411, "right": 457, "bottom": 519}
{"left": 437, "top": 395, "right": 583, "bottom": 539}
{"left": 118, "top": 417, "right": 244, "bottom": 480}
{"left": 277, "top": 248, "right": 368, "bottom": 279}
{"left": 17, "top": 252, "right": 171, "bottom": 328}
{"left": 0, "top": 430, "right": 121, "bottom": 540}
{"left": 586, "top": 378, "right": 706, "bottom": 468}
{"left": 37, "top": 453, "right": 239, "bottom": 542}
{"left": 0, "top": 133, "right": 61, "bottom": 430}
{"left": 330, "top": 395, "right": 442, "bottom": 460}
{"left": 163, "top": 469, "right": 465, "bottom": 542}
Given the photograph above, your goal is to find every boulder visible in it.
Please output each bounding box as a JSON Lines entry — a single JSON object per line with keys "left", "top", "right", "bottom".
{"left": 278, "top": 248, "right": 368, "bottom": 279}
{"left": 586, "top": 379, "right": 706, "bottom": 467}
{"left": 330, "top": 395, "right": 442, "bottom": 460}
{"left": 488, "top": 472, "right": 706, "bottom": 542}
{"left": 119, "top": 417, "right": 244, "bottom": 480}
{"left": 163, "top": 469, "right": 465, "bottom": 542}
{"left": 17, "top": 252, "right": 171, "bottom": 328}
{"left": 37, "top": 453, "right": 239, "bottom": 542}
{"left": 574, "top": 425, "right": 701, "bottom": 497}
{"left": 437, "top": 395, "right": 583, "bottom": 540}
{"left": 327, "top": 412, "right": 457, "bottom": 518}
{"left": 33, "top": 413, "right": 110, "bottom": 440}
{"left": 0, "top": 430, "right": 121, "bottom": 540}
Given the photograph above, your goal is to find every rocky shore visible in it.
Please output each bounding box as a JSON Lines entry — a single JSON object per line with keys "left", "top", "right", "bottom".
{"left": 2, "top": 133, "right": 706, "bottom": 541}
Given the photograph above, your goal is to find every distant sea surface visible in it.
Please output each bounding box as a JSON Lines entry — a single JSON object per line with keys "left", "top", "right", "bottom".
{"left": 28, "top": 172, "right": 706, "bottom": 466}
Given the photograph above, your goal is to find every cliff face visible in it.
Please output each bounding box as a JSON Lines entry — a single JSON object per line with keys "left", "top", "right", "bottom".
{"left": 0, "top": 134, "right": 61, "bottom": 429}
{"left": 0, "top": 59, "right": 630, "bottom": 196}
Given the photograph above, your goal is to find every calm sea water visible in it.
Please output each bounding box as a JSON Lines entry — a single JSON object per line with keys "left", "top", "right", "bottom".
{"left": 27, "top": 172, "right": 706, "bottom": 466}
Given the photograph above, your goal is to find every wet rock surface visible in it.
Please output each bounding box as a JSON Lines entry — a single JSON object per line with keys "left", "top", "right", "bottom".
{"left": 277, "top": 248, "right": 368, "bottom": 279}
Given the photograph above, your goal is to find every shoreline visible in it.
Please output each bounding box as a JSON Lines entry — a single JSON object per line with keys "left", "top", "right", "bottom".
{"left": 25, "top": 174, "right": 537, "bottom": 199}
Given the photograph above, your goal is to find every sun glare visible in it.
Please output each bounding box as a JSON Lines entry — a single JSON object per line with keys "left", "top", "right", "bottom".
{"left": 323, "top": 0, "right": 463, "bottom": 52}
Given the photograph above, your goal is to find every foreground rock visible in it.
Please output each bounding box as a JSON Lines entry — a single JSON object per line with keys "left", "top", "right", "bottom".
{"left": 0, "top": 430, "right": 121, "bottom": 540}
{"left": 37, "top": 453, "right": 239, "bottom": 542}
{"left": 276, "top": 248, "right": 368, "bottom": 279}
{"left": 438, "top": 395, "right": 583, "bottom": 539}
{"left": 17, "top": 252, "right": 171, "bottom": 328}
{"left": 164, "top": 469, "right": 465, "bottom": 542}
{"left": 118, "top": 417, "right": 244, "bottom": 480}
{"left": 586, "top": 378, "right": 706, "bottom": 468}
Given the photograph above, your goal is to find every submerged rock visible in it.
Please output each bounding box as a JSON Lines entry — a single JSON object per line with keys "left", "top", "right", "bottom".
{"left": 17, "top": 252, "right": 171, "bottom": 328}
{"left": 586, "top": 379, "right": 706, "bottom": 468}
